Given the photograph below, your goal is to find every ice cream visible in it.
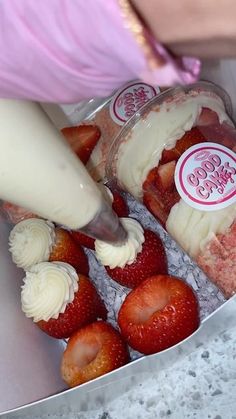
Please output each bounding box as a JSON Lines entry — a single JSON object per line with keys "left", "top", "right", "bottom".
{"left": 108, "top": 83, "right": 236, "bottom": 296}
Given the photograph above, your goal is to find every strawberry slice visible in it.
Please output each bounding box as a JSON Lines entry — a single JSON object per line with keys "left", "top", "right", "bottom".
{"left": 143, "top": 190, "right": 168, "bottom": 226}
{"left": 61, "top": 321, "right": 130, "bottom": 387}
{"left": 198, "top": 108, "right": 219, "bottom": 126}
{"left": 50, "top": 228, "right": 89, "bottom": 276}
{"left": 1, "top": 201, "right": 38, "bottom": 224}
{"left": 143, "top": 165, "right": 180, "bottom": 226}
{"left": 38, "top": 275, "right": 107, "bottom": 339}
{"left": 175, "top": 127, "right": 206, "bottom": 155}
{"left": 118, "top": 275, "right": 200, "bottom": 355}
{"left": 198, "top": 122, "right": 236, "bottom": 149}
{"left": 156, "top": 161, "right": 176, "bottom": 191}
{"left": 61, "top": 125, "right": 101, "bottom": 164}
{"left": 105, "top": 229, "right": 168, "bottom": 288}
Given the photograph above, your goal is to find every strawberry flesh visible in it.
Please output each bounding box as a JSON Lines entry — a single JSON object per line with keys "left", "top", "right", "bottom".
{"left": 105, "top": 229, "right": 167, "bottom": 288}
{"left": 61, "top": 124, "right": 101, "bottom": 164}
{"left": 61, "top": 321, "right": 130, "bottom": 387}
{"left": 118, "top": 275, "right": 200, "bottom": 355}
{"left": 49, "top": 228, "right": 89, "bottom": 276}
{"left": 38, "top": 276, "right": 107, "bottom": 339}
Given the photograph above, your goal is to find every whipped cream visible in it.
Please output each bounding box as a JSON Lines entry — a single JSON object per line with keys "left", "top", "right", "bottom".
{"left": 21, "top": 261, "right": 79, "bottom": 322}
{"left": 166, "top": 200, "right": 236, "bottom": 258}
{"left": 95, "top": 217, "right": 144, "bottom": 269}
{"left": 9, "top": 218, "right": 55, "bottom": 269}
{"left": 116, "top": 91, "right": 231, "bottom": 199}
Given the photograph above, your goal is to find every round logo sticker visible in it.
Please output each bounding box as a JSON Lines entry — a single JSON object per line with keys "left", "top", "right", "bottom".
{"left": 175, "top": 142, "right": 236, "bottom": 211}
{"left": 109, "top": 80, "right": 160, "bottom": 126}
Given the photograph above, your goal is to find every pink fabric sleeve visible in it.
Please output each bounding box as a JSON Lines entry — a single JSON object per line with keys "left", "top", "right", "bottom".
{"left": 0, "top": 0, "right": 200, "bottom": 103}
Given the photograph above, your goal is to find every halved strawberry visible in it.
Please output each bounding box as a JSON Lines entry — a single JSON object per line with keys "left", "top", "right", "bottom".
{"left": 38, "top": 275, "right": 107, "bottom": 339}
{"left": 175, "top": 127, "right": 206, "bottom": 155}
{"left": 198, "top": 108, "right": 219, "bottom": 126}
{"left": 1, "top": 201, "right": 38, "bottom": 225}
{"left": 105, "top": 230, "right": 168, "bottom": 288}
{"left": 61, "top": 124, "right": 101, "bottom": 164}
{"left": 61, "top": 321, "right": 130, "bottom": 387}
{"left": 143, "top": 190, "right": 168, "bottom": 226}
{"left": 156, "top": 161, "right": 176, "bottom": 191}
{"left": 143, "top": 164, "right": 180, "bottom": 226}
{"left": 50, "top": 228, "right": 89, "bottom": 276}
{"left": 118, "top": 275, "right": 200, "bottom": 355}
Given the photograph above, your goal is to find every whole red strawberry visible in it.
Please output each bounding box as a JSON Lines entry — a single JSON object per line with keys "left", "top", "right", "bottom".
{"left": 38, "top": 274, "right": 107, "bottom": 339}
{"left": 118, "top": 274, "right": 200, "bottom": 354}
{"left": 61, "top": 321, "right": 130, "bottom": 387}
{"left": 50, "top": 228, "right": 89, "bottom": 276}
{"left": 105, "top": 229, "right": 168, "bottom": 288}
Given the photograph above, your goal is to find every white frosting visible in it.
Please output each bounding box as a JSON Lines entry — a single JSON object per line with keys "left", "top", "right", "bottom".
{"left": 9, "top": 218, "right": 55, "bottom": 269}
{"left": 21, "top": 261, "right": 79, "bottom": 322}
{"left": 95, "top": 217, "right": 144, "bottom": 269}
{"left": 116, "top": 92, "right": 231, "bottom": 199}
{"left": 166, "top": 200, "right": 236, "bottom": 258}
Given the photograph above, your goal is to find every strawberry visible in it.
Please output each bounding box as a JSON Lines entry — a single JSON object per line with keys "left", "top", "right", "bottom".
{"left": 111, "top": 190, "right": 129, "bottom": 217}
{"left": 105, "top": 230, "right": 168, "bottom": 288}
{"left": 118, "top": 275, "right": 200, "bottom": 355}
{"left": 143, "top": 164, "right": 180, "bottom": 226}
{"left": 50, "top": 228, "right": 89, "bottom": 276}
{"left": 174, "top": 127, "right": 206, "bottom": 155}
{"left": 38, "top": 275, "right": 107, "bottom": 339}
{"left": 143, "top": 191, "right": 168, "bottom": 226}
{"left": 61, "top": 321, "right": 129, "bottom": 387}
{"left": 61, "top": 124, "right": 101, "bottom": 164}
{"left": 1, "top": 201, "right": 38, "bottom": 224}
{"left": 198, "top": 108, "right": 219, "bottom": 126}
{"left": 71, "top": 230, "right": 95, "bottom": 250}
{"left": 70, "top": 188, "right": 128, "bottom": 249}
{"left": 156, "top": 161, "right": 176, "bottom": 191}
{"left": 198, "top": 122, "right": 236, "bottom": 149}
{"left": 160, "top": 127, "right": 205, "bottom": 164}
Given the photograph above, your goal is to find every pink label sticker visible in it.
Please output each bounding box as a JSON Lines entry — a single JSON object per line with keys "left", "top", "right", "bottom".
{"left": 175, "top": 142, "right": 236, "bottom": 211}
{"left": 109, "top": 80, "right": 160, "bottom": 126}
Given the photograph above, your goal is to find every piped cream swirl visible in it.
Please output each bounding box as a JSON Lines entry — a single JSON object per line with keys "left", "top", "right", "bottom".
{"left": 21, "top": 261, "right": 79, "bottom": 322}
{"left": 95, "top": 217, "right": 144, "bottom": 269}
{"left": 9, "top": 218, "right": 55, "bottom": 269}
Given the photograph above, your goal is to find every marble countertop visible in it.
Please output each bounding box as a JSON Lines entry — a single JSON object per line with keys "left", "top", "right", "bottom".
{"left": 21, "top": 323, "right": 236, "bottom": 419}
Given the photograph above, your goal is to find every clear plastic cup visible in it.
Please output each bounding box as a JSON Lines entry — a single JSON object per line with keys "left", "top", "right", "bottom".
{"left": 106, "top": 81, "right": 236, "bottom": 298}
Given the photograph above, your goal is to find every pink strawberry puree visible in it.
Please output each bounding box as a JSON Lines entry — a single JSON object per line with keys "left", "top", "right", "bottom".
{"left": 197, "top": 223, "right": 236, "bottom": 298}
{"left": 0, "top": 0, "right": 200, "bottom": 103}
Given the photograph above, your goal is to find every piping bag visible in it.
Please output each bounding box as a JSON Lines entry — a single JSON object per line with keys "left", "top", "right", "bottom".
{"left": 0, "top": 99, "right": 127, "bottom": 244}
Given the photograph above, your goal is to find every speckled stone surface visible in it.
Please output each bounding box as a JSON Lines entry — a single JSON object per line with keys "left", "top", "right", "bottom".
{"left": 23, "top": 324, "right": 236, "bottom": 419}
